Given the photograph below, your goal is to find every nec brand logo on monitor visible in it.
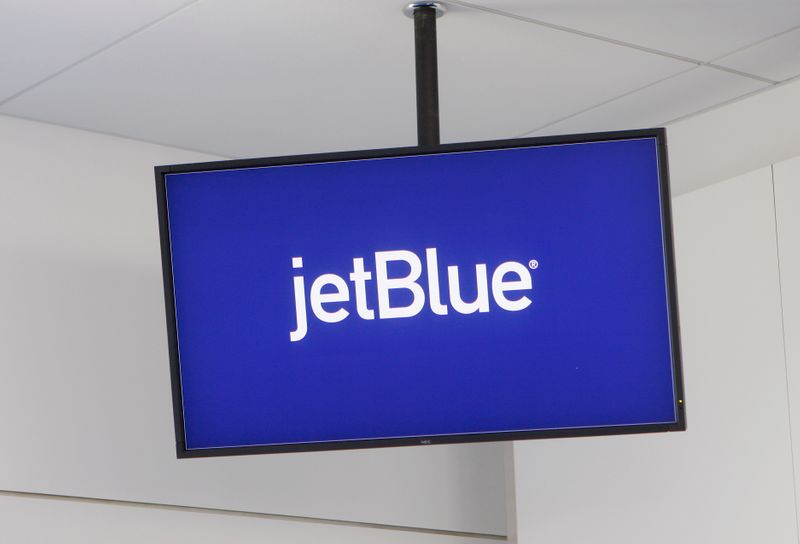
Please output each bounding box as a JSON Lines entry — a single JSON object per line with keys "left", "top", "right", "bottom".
{"left": 157, "top": 131, "right": 685, "bottom": 457}
{"left": 290, "top": 248, "right": 535, "bottom": 342}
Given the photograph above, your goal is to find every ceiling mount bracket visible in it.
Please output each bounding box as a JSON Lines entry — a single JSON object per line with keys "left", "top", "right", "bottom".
{"left": 403, "top": 2, "right": 445, "bottom": 147}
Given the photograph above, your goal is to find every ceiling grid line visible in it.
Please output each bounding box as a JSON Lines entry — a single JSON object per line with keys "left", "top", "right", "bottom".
{"left": 515, "top": 66, "right": 700, "bottom": 138}
{"left": 486, "top": 0, "right": 800, "bottom": 139}
{"left": 663, "top": 71, "right": 800, "bottom": 125}
{"left": 0, "top": 0, "right": 202, "bottom": 108}
{"left": 707, "top": 23, "right": 800, "bottom": 68}
{"left": 2, "top": 1, "right": 798, "bottom": 162}
{"left": 0, "top": 111, "right": 233, "bottom": 160}
{"left": 706, "top": 64, "right": 777, "bottom": 85}
{"left": 448, "top": 0, "right": 780, "bottom": 84}
{"left": 516, "top": 69, "right": 800, "bottom": 141}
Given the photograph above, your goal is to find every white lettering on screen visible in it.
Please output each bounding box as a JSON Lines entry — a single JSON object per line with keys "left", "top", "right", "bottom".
{"left": 289, "top": 248, "right": 534, "bottom": 342}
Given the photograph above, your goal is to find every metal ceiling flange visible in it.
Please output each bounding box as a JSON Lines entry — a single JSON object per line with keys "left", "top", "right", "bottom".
{"left": 402, "top": 2, "right": 447, "bottom": 18}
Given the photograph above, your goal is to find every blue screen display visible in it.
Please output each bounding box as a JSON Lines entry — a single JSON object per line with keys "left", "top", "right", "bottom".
{"left": 164, "top": 137, "right": 678, "bottom": 451}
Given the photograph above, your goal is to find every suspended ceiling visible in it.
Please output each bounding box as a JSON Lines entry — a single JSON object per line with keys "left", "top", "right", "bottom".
{"left": 1, "top": 0, "right": 799, "bottom": 166}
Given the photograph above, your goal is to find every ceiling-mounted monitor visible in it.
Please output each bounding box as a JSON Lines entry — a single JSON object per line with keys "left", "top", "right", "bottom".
{"left": 155, "top": 128, "right": 685, "bottom": 458}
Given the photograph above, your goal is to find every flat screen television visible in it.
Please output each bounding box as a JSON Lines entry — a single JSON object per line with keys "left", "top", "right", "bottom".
{"left": 155, "top": 128, "right": 685, "bottom": 458}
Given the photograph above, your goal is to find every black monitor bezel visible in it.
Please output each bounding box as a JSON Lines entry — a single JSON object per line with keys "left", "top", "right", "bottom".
{"left": 155, "top": 127, "right": 686, "bottom": 458}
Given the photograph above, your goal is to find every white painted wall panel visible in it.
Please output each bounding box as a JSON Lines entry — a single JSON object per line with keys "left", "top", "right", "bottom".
{"left": 773, "top": 156, "right": 800, "bottom": 528}
{"left": 666, "top": 77, "right": 800, "bottom": 196}
{"left": 0, "top": 493, "right": 494, "bottom": 544}
{"left": 510, "top": 168, "right": 797, "bottom": 543}
{"left": 0, "top": 115, "right": 507, "bottom": 536}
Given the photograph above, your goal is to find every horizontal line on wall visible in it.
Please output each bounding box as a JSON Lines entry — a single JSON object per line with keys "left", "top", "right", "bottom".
{"left": 0, "top": 489, "right": 507, "bottom": 541}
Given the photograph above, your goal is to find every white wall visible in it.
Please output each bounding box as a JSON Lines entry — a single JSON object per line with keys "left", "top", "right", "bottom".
{"left": 666, "top": 76, "right": 800, "bottom": 195}
{"left": 5, "top": 107, "right": 800, "bottom": 543}
{"left": 0, "top": 115, "right": 507, "bottom": 539}
{"left": 0, "top": 491, "right": 493, "bottom": 544}
{"left": 774, "top": 156, "right": 800, "bottom": 530}
{"left": 511, "top": 164, "right": 800, "bottom": 542}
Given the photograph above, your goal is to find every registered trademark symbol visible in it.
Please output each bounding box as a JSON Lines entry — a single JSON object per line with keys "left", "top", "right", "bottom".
{"left": 528, "top": 259, "right": 539, "bottom": 270}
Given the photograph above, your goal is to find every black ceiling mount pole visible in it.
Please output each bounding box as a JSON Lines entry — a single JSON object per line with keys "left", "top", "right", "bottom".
{"left": 404, "top": 2, "right": 446, "bottom": 147}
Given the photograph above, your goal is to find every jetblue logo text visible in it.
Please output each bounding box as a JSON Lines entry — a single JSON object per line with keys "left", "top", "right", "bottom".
{"left": 290, "top": 248, "right": 534, "bottom": 342}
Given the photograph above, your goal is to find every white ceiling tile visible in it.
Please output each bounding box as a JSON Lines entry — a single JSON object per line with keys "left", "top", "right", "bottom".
{"left": 0, "top": 0, "right": 193, "bottom": 102}
{"left": 0, "top": 0, "right": 691, "bottom": 157}
{"left": 530, "top": 67, "right": 768, "bottom": 137}
{"left": 1, "top": 0, "right": 419, "bottom": 157}
{"left": 437, "top": 8, "right": 690, "bottom": 144}
{"left": 456, "top": 0, "right": 800, "bottom": 62}
{"left": 715, "top": 28, "right": 800, "bottom": 82}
